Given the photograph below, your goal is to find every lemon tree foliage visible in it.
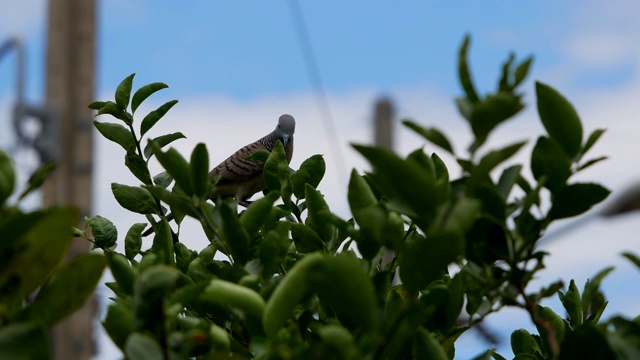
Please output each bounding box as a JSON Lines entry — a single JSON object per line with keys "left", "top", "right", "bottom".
{"left": 0, "top": 155, "right": 105, "bottom": 359}
{"left": 75, "top": 35, "right": 640, "bottom": 359}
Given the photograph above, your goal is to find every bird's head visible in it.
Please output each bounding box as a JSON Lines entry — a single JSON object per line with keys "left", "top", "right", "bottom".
{"left": 276, "top": 114, "right": 296, "bottom": 146}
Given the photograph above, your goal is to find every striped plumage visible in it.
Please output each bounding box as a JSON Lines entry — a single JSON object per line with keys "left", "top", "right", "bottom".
{"left": 209, "top": 114, "right": 295, "bottom": 205}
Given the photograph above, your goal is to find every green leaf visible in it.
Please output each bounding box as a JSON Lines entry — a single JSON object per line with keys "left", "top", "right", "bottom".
{"left": 0, "top": 150, "right": 16, "bottom": 206}
{"left": 403, "top": 120, "right": 454, "bottom": 154}
{"left": 577, "top": 156, "right": 608, "bottom": 172}
{"left": 559, "top": 325, "right": 615, "bottom": 360}
{"left": 549, "top": 183, "right": 610, "bottom": 220}
{"left": 204, "top": 279, "right": 266, "bottom": 319}
{"left": 399, "top": 231, "right": 464, "bottom": 292}
{"left": 103, "top": 303, "right": 134, "bottom": 350}
{"left": 111, "top": 183, "right": 158, "bottom": 215}
{"left": 498, "top": 53, "right": 515, "bottom": 92}
{"left": 86, "top": 214, "right": 117, "bottom": 250}
{"left": 582, "top": 267, "right": 614, "bottom": 323}
{"left": 305, "top": 185, "right": 333, "bottom": 243}
{"left": 536, "top": 82, "right": 583, "bottom": 157}
{"left": 290, "top": 223, "right": 325, "bottom": 253}
{"left": 132, "top": 265, "right": 177, "bottom": 341}
{"left": 125, "top": 333, "right": 164, "bottom": 360}
{"left": 348, "top": 170, "right": 377, "bottom": 217}
{"left": 413, "top": 328, "right": 448, "bottom": 360}
{"left": 140, "top": 99, "right": 178, "bottom": 136}
{"left": 559, "top": 279, "right": 583, "bottom": 328}
{"left": 441, "top": 196, "right": 481, "bottom": 234}
{"left": 314, "top": 254, "right": 377, "bottom": 331}
{"left": 263, "top": 253, "right": 324, "bottom": 336}
{"left": 467, "top": 92, "right": 525, "bottom": 150}
{"left": 622, "top": 252, "right": 640, "bottom": 269}
{"left": 151, "top": 220, "right": 174, "bottom": 265}
{"left": 131, "top": 82, "right": 168, "bottom": 114}
{"left": 240, "top": 191, "right": 279, "bottom": 238}
{"left": 316, "top": 324, "right": 361, "bottom": 360}
{"left": 96, "top": 101, "right": 129, "bottom": 123}
{"left": 514, "top": 56, "right": 533, "bottom": 88}
{"left": 531, "top": 136, "right": 572, "bottom": 191}
{"left": 106, "top": 251, "right": 135, "bottom": 295}
{"left": 467, "top": 141, "right": 527, "bottom": 193}
{"left": 245, "top": 149, "right": 270, "bottom": 162}
{"left": 125, "top": 223, "right": 146, "bottom": 261}
{"left": 510, "top": 329, "right": 542, "bottom": 357}
{"left": 497, "top": 165, "right": 522, "bottom": 200}
{"left": 220, "top": 201, "right": 251, "bottom": 265}
{"left": 458, "top": 34, "right": 480, "bottom": 103}
{"left": 94, "top": 121, "right": 136, "bottom": 152}
{"left": 26, "top": 253, "right": 105, "bottom": 325}
{"left": 581, "top": 128, "right": 606, "bottom": 159}
{"left": 441, "top": 326, "right": 470, "bottom": 359}
{"left": 263, "top": 141, "right": 287, "bottom": 192}
{"left": 136, "top": 265, "right": 180, "bottom": 301}
{"left": 432, "top": 152, "right": 450, "bottom": 182}
{"left": 148, "top": 140, "right": 193, "bottom": 196}
{"left": 144, "top": 185, "right": 198, "bottom": 219}
{"left": 143, "top": 132, "right": 186, "bottom": 160}
{"left": 18, "top": 161, "right": 55, "bottom": 201}
{"left": 115, "top": 73, "right": 135, "bottom": 110}
{"left": 353, "top": 145, "right": 438, "bottom": 231}
{"left": 259, "top": 222, "right": 290, "bottom": 278}
{"left": 0, "top": 207, "right": 76, "bottom": 303}
{"left": 0, "top": 322, "right": 52, "bottom": 359}
{"left": 175, "top": 243, "right": 197, "bottom": 275}
{"left": 190, "top": 143, "right": 211, "bottom": 199}
{"left": 606, "top": 316, "right": 640, "bottom": 360}
{"left": 292, "top": 154, "right": 326, "bottom": 199}
{"left": 535, "top": 305, "right": 566, "bottom": 353}
{"left": 152, "top": 171, "right": 173, "bottom": 188}
{"left": 88, "top": 100, "right": 107, "bottom": 110}
{"left": 348, "top": 170, "right": 388, "bottom": 258}
{"left": 125, "top": 151, "right": 152, "bottom": 185}
{"left": 480, "top": 141, "right": 527, "bottom": 175}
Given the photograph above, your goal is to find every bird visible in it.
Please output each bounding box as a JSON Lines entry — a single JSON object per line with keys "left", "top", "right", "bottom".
{"left": 142, "top": 114, "right": 295, "bottom": 237}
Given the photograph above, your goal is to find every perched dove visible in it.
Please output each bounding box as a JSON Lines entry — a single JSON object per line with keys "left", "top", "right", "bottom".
{"left": 142, "top": 114, "right": 295, "bottom": 236}
{"left": 207, "top": 113, "right": 295, "bottom": 205}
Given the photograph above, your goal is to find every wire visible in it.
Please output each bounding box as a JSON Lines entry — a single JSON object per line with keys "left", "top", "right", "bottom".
{"left": 287, "top": 0, "right": 347, "bottom": 187}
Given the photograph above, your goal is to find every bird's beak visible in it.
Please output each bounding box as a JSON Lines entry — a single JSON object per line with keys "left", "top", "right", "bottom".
{"left": 282, "top": 134, "right": 290, "bottom": 146}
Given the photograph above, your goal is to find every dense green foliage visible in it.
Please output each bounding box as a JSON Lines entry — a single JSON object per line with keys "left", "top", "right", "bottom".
{"left": 2, "top": 35, "right": 640, "bottom": 359}
{"left": 0, "top": 155, "right": 105, "bottom": 358}
{"left": 85, "top": 35, "right": 640, "bottom": 359}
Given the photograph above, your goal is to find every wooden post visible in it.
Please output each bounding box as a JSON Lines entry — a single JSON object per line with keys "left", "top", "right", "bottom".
{"left": 373, "top": 98, "right": 395, "bottom": 268}
{"left": 44, "top": 0, "right": 96, "bottom": 358}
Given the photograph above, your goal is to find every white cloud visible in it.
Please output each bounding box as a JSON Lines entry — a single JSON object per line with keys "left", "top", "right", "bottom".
{"left": 566, "top": 32, "right": 634, "bottom": 68}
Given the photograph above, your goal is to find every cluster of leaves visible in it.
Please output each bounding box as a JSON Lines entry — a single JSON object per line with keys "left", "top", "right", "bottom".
{"left": 0, "top": 153, "right": 105, "bottom": 359}
{"left": 83, "top": 35, "right": 640, "bottom": 360}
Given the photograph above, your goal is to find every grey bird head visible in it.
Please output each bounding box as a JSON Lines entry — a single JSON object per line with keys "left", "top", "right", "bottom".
{"left": 276, "top": 114, "right": 296, "bottom": 146}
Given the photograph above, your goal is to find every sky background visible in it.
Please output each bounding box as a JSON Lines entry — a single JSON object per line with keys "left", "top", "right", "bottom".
{"left": 2, "top": 1, "right": 640, "bottom": 358}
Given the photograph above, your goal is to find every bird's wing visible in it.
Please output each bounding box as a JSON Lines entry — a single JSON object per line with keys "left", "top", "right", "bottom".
{"left": 209, "top": 141, "right": 268, "bottom": 185}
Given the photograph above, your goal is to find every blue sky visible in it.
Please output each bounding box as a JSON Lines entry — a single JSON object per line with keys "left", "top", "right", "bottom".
{"left": 93, "top": 1, "right": 582, "bottom": 99}
{"left": 2, "top": 1, "right": 640, "bottom": 359}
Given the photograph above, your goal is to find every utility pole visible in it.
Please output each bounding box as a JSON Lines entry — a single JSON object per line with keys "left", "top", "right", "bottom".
{"left": 373, "top": 98, "right": 395, "bottom": 267}
{"left": 45, "top": 0, "right": 96, "bottom": 359}
{"left": 374, "top": 98, "right": 394, "bottom": 151}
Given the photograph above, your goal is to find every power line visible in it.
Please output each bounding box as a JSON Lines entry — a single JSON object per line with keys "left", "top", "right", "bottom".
{"left": 287, "top": 0, "right": 347, "bottom": 187}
